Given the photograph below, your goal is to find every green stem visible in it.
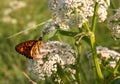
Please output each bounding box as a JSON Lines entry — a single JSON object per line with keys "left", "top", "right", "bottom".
{"left": 91, "top": 2, "right": 99, "bottom": 32}
{"left": 83, "top": 23, "right": 90, "bottom": 32}
{"left": 113, "top": 59, "right": 120, "bottom": 74}
{"left": 76, "top": 43, "right": 82, "bottom": 84}
{"left": 57, "top": 63, "right": 72, "bottom": 84}
{"left": 90, "top": 32, "right": 104, "bottom": 81}
{"left": 110, "top": 0, "right": 117, "bottom": 9}
{"left": 90, "top": 2, "right": 104, "bottom": 81}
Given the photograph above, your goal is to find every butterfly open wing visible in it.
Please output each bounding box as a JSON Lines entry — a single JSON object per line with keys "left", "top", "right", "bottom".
{"left": 15, "top": 40, "right": 37, "bottom": 59}
{"left": 15, "top": 37, "right": 43, "bottom": 59}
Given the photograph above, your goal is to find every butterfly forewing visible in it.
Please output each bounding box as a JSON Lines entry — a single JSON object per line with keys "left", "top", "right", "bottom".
{"left": 15, "top": 40, "right": 37, "bottom": 59}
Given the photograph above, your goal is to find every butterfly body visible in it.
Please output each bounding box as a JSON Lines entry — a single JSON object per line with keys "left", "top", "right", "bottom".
{"left": 15, "top": 37, "right": 43, "bottom": 59}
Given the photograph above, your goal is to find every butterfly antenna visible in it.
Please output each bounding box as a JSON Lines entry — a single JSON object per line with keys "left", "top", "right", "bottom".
{"left": 39, "top": 37, "right": 42, "bottom": 40}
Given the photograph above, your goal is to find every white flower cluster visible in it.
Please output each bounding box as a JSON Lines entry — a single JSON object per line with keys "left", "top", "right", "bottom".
{"left": 2, "top": 16, "right": 17, "bottom": 24}
{"left": 26, "top": 21, "right": 37, "bottom": 28}
{"left": 27, "top": 41, "right": 76, "bottom": 80}
{"left": 48, "top": 0, "right": 110, "bottom": 29}
{"left": 88, "top": 46, "right": 120, "bottom": 68}
{"left": 3, "top": 0, "right": 26, "bottom": 15}
{"left": 2, "top": 0, "right": 26, "bottom": 24}
{"left": 9, "top": 0, "right": 26, "bottom": 11}
{"left": 107, "top": 8, "right": 120, "bottom": 39}
{"left": 97, "top": 0, "right": 110, "bottom": 22}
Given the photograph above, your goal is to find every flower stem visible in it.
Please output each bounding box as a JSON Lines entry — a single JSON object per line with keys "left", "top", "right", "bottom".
{"left": 91, "top": 2, "right": 98, "bottom": 32}
{"left": 113, "top": 59, "right": 120, "bottom": 74}
{"left": 90, "top": 2, "right": 104, "bottom": 81}
{"left": 57, "top": 63, "right": 72, "bottom": 84}
{"left": 76, "top": 43, "right": 82, "bottom": 84}
{"left": 89, "top": 33, "right": 104, "bottom": 81}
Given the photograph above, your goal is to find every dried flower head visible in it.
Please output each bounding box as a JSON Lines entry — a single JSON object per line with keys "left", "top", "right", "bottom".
{"left": 27, "top": 41, "right": 76, "bottom": 80}
{"left": 3, "top": 8, "right": 12, "bottom": 15}
{"left": 2, "top": 16, "right": 17, "bottom": 24}
{"left": 41, "top": 21, "right": 58, "bottom": 37}
{"left": 107, "top": 8, "right": 120, "bottom": 39}
{"left": 88, "top": 46, "right": 120, "bottom": 68}
{"left": 48, "top": 0, "right": 110, "bottom": 29}
{"left": 9, "top": 0, "right": 26, "bottom": 10}
{"left": 3, "top": 1, "right": 26, "bottom": 16}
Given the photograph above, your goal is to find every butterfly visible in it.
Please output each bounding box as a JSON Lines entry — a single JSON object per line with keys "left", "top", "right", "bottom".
{"left": 15, "top": 37, "right": 43, "bottom": 59}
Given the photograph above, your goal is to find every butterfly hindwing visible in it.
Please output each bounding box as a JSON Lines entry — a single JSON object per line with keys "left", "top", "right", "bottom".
{"left": 30, "top": 40, "right": 43, "bottom": 59}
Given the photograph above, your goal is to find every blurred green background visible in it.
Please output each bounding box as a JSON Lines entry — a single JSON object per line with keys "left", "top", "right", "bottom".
{"left": 0, "top": 0, "right": 120, "bottom": 84}
{"left": 0, "top": 0, "right": 50, "bottom": 84}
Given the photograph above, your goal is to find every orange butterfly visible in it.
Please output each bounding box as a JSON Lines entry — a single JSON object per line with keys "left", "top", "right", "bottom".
{"left": 15, "top": 37, "right": 43, "bottom": 59}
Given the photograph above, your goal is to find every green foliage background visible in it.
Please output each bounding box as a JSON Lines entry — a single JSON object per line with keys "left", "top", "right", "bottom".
{"left": 0, "top": 0, "right": 120, "bottom": 84}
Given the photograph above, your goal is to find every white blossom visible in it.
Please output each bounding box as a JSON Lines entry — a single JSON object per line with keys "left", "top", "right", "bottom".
{"left": 107, "top": 8, "right": 120, "bottom": 39}
{"left": 3, "top": 1, "right": 26, "bottom": 16}
{"left": 3, "top": 8, "right": 12, "bottom": 15}
{"left": 96, "top": 46, "right": 120, "bottom": 60}
{"left": 26, "top": 21, "right": 37, "bottom": 28}
{"left": 97, "top": 0, "right": 110, "bottom": 22}
{"left": 27, "top": 41, "right": 76, "bottom": 80}
{"left": 88, "top": 46, "right": 120, "bottom": 68}
{"left": 9, "top": 0, "right": 26, "bottom": 10}
{"left": 2, "top": 16, "right": 17, "bottom": 24}
{"left": 48, "top": 0, "right": 110, "bottom": 29}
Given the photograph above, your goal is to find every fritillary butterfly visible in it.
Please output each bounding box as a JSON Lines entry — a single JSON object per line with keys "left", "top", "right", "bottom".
{"left": 15, "top": 37, "right": 43, "bottom": 59}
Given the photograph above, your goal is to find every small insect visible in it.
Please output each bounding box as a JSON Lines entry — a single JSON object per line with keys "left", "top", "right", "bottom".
{"left": 15, "top": 37, "right": 43, "bottom": 59}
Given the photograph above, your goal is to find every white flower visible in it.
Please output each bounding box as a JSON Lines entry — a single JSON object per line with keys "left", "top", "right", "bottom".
{"left": 107, "top": 8, "right": 120, "bottom": 39}
{"left": 2, "top": 1, "right": 26, "bottom": 16}
{"left": 98, "top": 5, "right": 108, "bottom": 22}
{"left": 9, "top": 0, "right": 26, "bottom": 10}
{"left": 97, "top": 0, "right": 110, "bottom": 22}
{"left": 112, "top": 25, "right": 120, "bottom": 39}
{"left": 48, "top": 0, "right": 94, "bottom": 29}
{"left": 2, "top": 16, "right": 17, "bottom": 24}
{"left": 26, "top": 21, "right": 37, "bottom": 28}
{"left": 88, "top": 46, "right": 120, "bottom": 68}
{"left": 27, "top": 41, "right": 76, "bottom": 80}
{"left": 48, "top": 0, "right": 110, "bottom": 29}
{"left": 3, "top": 8, "right": 12, "bottom": 15}
{"left": 96, "top": 46, "right": 120, "bottom": 60}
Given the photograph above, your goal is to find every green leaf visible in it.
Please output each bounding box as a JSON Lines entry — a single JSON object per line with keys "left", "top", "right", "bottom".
{"left": 57, "top": 63, "right": 72, "bottom": 84}
{"left": 111, "top": 77, "right": 120, "bottom": 84}
{"left": 57, "top": 29, "right": 78, "bottom": 37}
{"left": 46, "top": 29, "right": 58, "bottom": 39}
